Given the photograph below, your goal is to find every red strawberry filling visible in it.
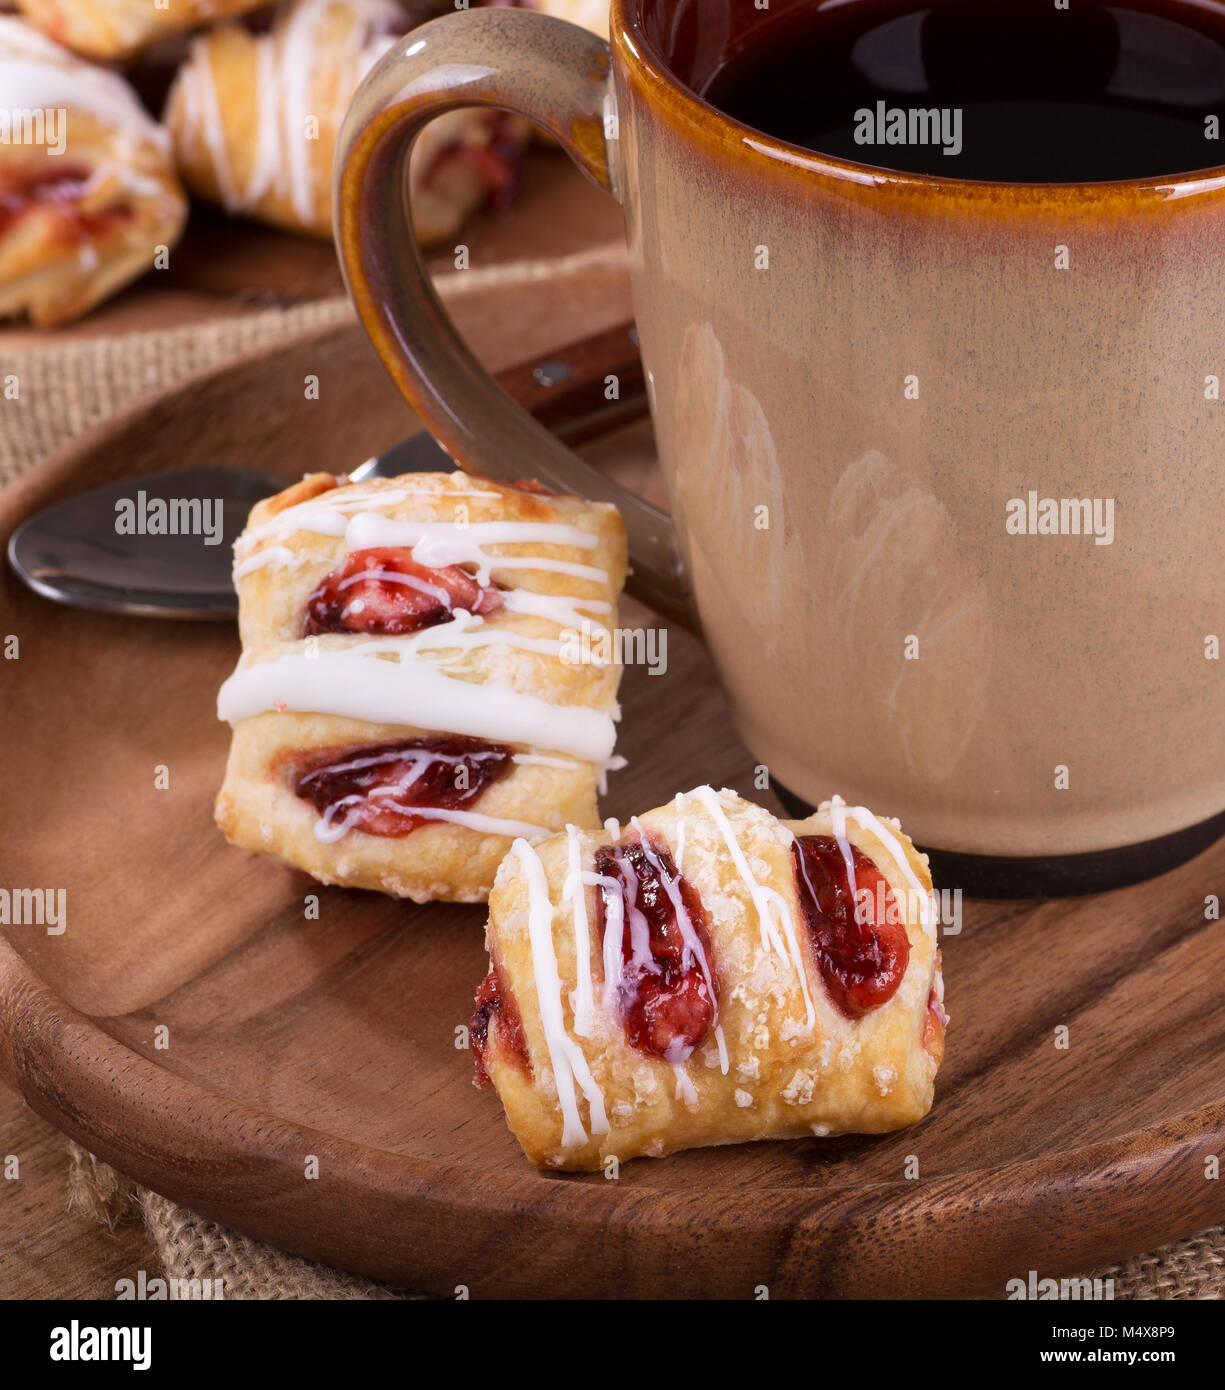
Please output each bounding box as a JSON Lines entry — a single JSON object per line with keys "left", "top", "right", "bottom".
{"left": 303, "top": 547, "right": 504, "bottom": 636}
{"left": 292, "top": 736, "right": 512, "bottom": 838}
{"left": 594, "top": 835, "right": 717, "bottom": 1063}
{"left": 791, "top": 836, "right": 910, "bottom": 1018}
{"left": 422, "top": 111, "right": 524, "bottom": 214}
{"left": 0, "top": 162, "right": 132, "bottom": 241}
{"left": 470, "top": 966, "right": 530, "bottom": 1085}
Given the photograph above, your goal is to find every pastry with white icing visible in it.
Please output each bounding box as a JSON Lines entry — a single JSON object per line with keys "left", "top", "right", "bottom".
{"left": 0, "top": 17, "right": 188, "bottom": 325}
{"left": 15, "top": 0, "right": 267, "bottom": 60}
{"left": 215, "top": 471, "right": 627, "bottom": 903}
{"left": 531, "top": 0, "right": 609, "bottom": 36}
{"left": 471, "top": 787, "right": 946, "bottom": 1169}
{"left": 165, "top": 0, "right": 529, "bottom": 243}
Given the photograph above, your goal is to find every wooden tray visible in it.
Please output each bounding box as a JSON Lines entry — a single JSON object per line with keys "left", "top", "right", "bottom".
{"left": 2, "top": 260, "right": 1224, "bottom": 1304}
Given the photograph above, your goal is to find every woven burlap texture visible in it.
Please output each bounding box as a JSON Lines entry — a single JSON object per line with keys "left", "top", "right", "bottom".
{"left": 66, "top": 1142, "right": 404, "bottom": 1300}
{"left": 0, "top": 298, "right": 354, "bottom": 487}
{"left": 12, "top": 244, "right": 1218, "bottom": 1300}
{"left": 0, "top": 243, "right": 628, "bottom": 486}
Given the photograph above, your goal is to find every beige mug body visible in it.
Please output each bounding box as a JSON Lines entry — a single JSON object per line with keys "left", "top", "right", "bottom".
{"left": 336, "top": 0, "right": 1225, "bottom": 878}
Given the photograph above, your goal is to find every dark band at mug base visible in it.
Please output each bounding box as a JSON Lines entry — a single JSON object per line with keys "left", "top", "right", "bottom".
{"left": 771, "top": 783, "right": 1225, "bottom": 899}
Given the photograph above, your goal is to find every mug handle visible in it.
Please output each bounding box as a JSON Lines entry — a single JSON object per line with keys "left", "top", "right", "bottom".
{"left": 334, "top": 8, "right": 691, "bottom": 625}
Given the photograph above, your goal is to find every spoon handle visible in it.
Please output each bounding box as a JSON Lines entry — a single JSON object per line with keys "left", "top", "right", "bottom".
{"left": 494, "top": 319, "right": 646, "bottom": 445}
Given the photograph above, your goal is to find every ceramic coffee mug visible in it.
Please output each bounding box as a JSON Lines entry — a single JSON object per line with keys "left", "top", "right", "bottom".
{"left": 336, "top": 0, "right": 1225, "bottom": 895}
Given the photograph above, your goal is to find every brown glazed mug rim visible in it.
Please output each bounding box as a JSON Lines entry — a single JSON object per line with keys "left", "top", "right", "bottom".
{"left": 613, "top": 0, "right": 1225, "bottom": 206}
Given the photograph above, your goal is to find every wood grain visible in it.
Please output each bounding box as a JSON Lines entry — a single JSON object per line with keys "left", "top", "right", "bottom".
{"left": 1, "top": 252, "right": 1223, "bottom": 1300}
{"left": 0, "top": 1089, "right": 154, "bottom": 1300}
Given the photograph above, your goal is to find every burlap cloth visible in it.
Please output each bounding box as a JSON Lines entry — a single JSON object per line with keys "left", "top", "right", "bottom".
{"left": 0, "top": 244, "right": 628, "bottom": 485}
{"left": 6, "top": 253, "right": 1221, "bottom": 1299}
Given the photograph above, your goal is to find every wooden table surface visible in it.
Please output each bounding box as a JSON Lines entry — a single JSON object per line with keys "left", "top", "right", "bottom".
{"left": 1, "top": 1088, "right": 153, "bottom": 1300}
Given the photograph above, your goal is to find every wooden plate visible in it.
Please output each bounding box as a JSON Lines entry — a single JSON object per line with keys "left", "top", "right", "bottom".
{"left": 2, "top": 293, "right": 1224, "bottom": 1303}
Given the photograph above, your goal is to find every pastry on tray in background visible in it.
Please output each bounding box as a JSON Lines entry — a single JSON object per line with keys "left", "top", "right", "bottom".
{"left": 215, "top": 471, "right": 628, "bottom": 903}
{"left": 471, "top": 787, "right": 946, "bottom": 1169}
{"left": 529, "top": 0, "right": 609, "bottom": 35}
{"left": 14, "top": 0, "right": 268, "bottom": 60}
{"left": 165, "top": 0, "right": 529, "bottom": 244}
{"left": 0, "top": 17, "right": 188, "bottom": 326}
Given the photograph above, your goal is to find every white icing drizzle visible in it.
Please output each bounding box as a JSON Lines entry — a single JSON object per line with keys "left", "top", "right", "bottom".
{"left": 713, "top": 1024, "right": 729, "bottom": 1074}
{"left": 346, "top": 613, "right": 569, "bottom": 665}
{"left": 217, "top": 648, "right": 616, "bottom": 762}
{"left": 688, "top": 786, "right": 818, "bottom": 1032}
{"left": 596, "top": 865, "right": 626, "bottom": 1011}
{"left": 235, "top": 495, "right": 613, "bottom": 637}
{"left": 186, "top": 36, "right": 239, "bottom": 208}
{"left": 344, "top": 513, "right": 608, "bottom": 586}
{"left": 828, "top": 797, "right": 861, "bottom": 921}
{"left": 235, "top": 551, "right": 610, "bottom": 637}
{"left": 514, "top": 840, "right": 608, "bottom": 1148}
{"left": 344, "top": 565, "right": 451, "bottom": 605}
{"left": 825, "top": 795, "right": 936, "bottom": 938}
{"left": 303, "top": 743, "right": 551, "bottom": 843}
{"left": 502, "top": 588, "right": 612, "bottom": 634}
{"left": 672, "top": 796, "right": 687, "bottom": 872}
{"left": 176, "top": 0, "right": 403, "bottom": 222}
{"left": 590, "top": 818, "right": 728, "bottom": 1078}
{"left": 642, "top": 813, "right": 729, "bottom": 1075}
{"left": 514, "top": 752, "right": 582, "bottom": 771}
{"left": 247, "top": 38, "right": 281, "bottom": 210}
{"left": 514, "top": 750, "right": 626, "bottom": 788}
{"left": 621, "top": 849, "right": 650, "bottom": 968}
{"left": 233, "top": 544, "right": 303, "bottom": 581}
{"left": 0, "top": 18, "right": 171, "bottom": 150}
{"left": 562, "top": 824, "right": 597, "bottom": 1037}
{"left": 281, "top": 0, "right": 326, "bottom": 226}
{"left": 401, "top": 805, "right": 546, "bottom": 838}
{"left": 349, "top": 475, "right": 505, "bottom": 501}
{"left": 674, "top": 1065, "right": 699, "bottom": 1109}
{"left": 233, "top": 487, "right": 410, "bottom": 563}
{"left": 631, "top": 816, "right": 722, "bottom": 1067}
{"left": 315, "top": 802, "right": 549, "bottom": 844}
{"left": 597, "top": 754, "right": 627, "bottom": 796}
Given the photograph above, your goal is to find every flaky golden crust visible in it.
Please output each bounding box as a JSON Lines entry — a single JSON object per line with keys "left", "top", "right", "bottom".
{"left": 165, "top": 0, "right": 528, "bottom": 243}
{"left": 215, "top": 471, "right": 627, "bottom": 902}
{"left": 0, "top": 19, "right": 188, "bottom": 326}
{"left": 215, "top": 711, "right": 600, "bottom": 903}
{"left": 16, "top": 0, "right": 266, "bottom": 59}
{"left": 479, "top": 788, "right": 946, "bottom": 1169}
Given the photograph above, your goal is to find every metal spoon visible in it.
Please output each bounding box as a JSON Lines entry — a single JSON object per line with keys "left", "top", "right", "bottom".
{"left": 7, "top": 322, "right": 644, "bottom": 620}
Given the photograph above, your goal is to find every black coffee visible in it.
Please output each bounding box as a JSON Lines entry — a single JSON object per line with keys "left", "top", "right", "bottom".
{"left": 701, "top": 0, "right": 1225, "bottom": 181}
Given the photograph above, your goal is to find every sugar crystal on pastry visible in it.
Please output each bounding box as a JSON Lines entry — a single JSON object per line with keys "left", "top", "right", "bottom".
{"left": 470, "top": 787, "right": 947, "bottom": 1169}
{"left": 215, "top": 471, "right": 627, "bottom": 903}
